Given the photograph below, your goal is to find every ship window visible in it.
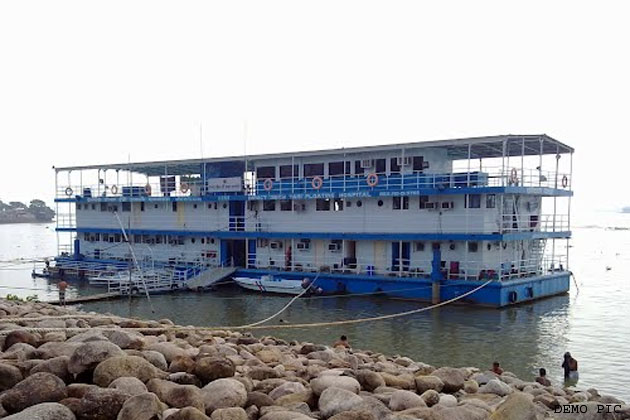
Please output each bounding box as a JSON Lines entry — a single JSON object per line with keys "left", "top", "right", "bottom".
{"left": 356, "top": 200, "right": 363, "bottom": 207}
{"left": 486, "top": 194, "right": 496, "bottom": 208}
{"left": 377, "top": 199, "right": 384, "bottom": 207}
{"left": 415, "top": 242, "right": 425, "bottom": 252}
{"left": 122, "top": 202, "right": 131, "bottom": 212}
{"left": 256, "top": 166, "right": 276, "bottom": 179}
{"left": 280, "top": 200, "right": 292, "bottom": 211}
{"left": 114, "top": 233, "right": 121, "bottom": 242}
{"left": 468, "top": 242, "right": 479, "bottom": 252}
{"left": 193, "top": 204, "right": 197, "bottom": 209}
{"left": 133, "top": 235, "right": 141, "bottom": 243}
{"left": 191, "top": 238, "right": 196, "bottom": 244}
{"left": 156, "top": 235, "right": 163, "bottom": 244}
{"left": 154, "top": 204, "right": 159, "bottom": 209}
{"left": 208, "top": 203, "right": 212, "bottom": 209}
{"left": 263, "top": 200, "right": 276, "bottom": 211}
{"left": 487, "top": 243, "right": 492, "bottom": 251}
{"left": 77, "top": 204, "right": 82, "bottom": 210}
{"left": 279, "top": 164, "right": 299, "bottom": 179}
{"left": 354, "top": 160, "right": 362, "bottom": 176}
{"left": 329, "top": 161, "right": 345, "bottom": 176}
{"left": 140, "top": 202, "right": 145, "bottom": 212}
{"left": 222, "top": 203, "right": 227, "bottom": 209}
{"left": 375, "top": 159, "right": 386, "bottom": 174}
{"left": 316, "top": 198, "right": 331, "bottom": 211}
{"left": 178, "top": 236, "right": 185, "bottom": 245}
{"left": 304, "top": 163, "right": 324, "bottom": 177}
{"left": 100, "top": 203, "right": 108, "bottom": 212}
{"left": 390, "top": 157, "right": 401, "bottom": 173}
{"left": 334, "top": 199, "right": 344, "bottom": 211}
{"left": 413, "top": 156, "right": 425, "bottom": 171}
{"left": 91, "top": 204, "right": 96, "bottom": 210}
{"left": 172, "top": 202, "right": 177, "bottom": 212}
{"left": 214, "top": 202, "right": 218, "bottom": 209}
{"left": 345, "top": 161, "right": 352, "bottom": 174}
{"left": 466, "top": 194, "right": 481, "bottom": 209}
{"left": 393, "top": 196, "right": 409, "bottom": 210}
{"left": 346, "top": 201, "right": 352, "bottom": 208}
{"left": 201, "top": 238, "right": 205, "bottom": 244}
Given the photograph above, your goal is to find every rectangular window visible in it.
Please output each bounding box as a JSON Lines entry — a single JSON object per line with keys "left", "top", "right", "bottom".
{"left": 486, "top": 194, "right": 496, "bottom": 208}
{"left": 172, "top": 202, "right": 177, "bottom": 212}
{"left": 375, "top": 158, "right": 386, "bottom": 174}
{"left": 263, "top": 200, "right": 276, "bottom": 211}
{"left": 354, "top": 160, "right": 362, "bottom": 176}
{"left": 390, "top": 157, "right": 401, "bottom": 173}
{"left": 413, "top": 156, "right": 425, "bottom": 171}
{"left": 100, "top": 203, "right": 108, "bottom": 212}
{"left": 256, "top": 166, "right": 276, "bottom": 179}
{"left": 122, "top": 202, "right": 131, "bottom": 212}
{"left": 468, "top": 242, "right": 479, "bottom": 252}
{"left": 334, "top": 198, "right": 343, "bottom": 211}
{"left": 279, "top": 164, "right": 299, "bottom": 179}
{"left": 345, "top": 161, "right": 352, "bottom": 175}
{"left": 114, "top": 233, "right": 121, "bottom": 242}
{"left": 419, "top": 195, "right": 429, "bottom": 209}
{"left": 77, "top": 204, "right": 82, "bottom": 210}
{"left": 466, "top": 194, "right": 481, "bottom": 209}
{"left": 140, "top": 202, "right": 145, "bottom": 212}
{"left": 155, "top": 235, "right": 163, "bottom": 244}
{"left": 316, "top": 198, "right": 331, "bottom": 211}
{"left": 304, "top": 163, "right": 324, "bottom": 177}
{"left": 415, "top": 242, "right": 425, "bottom": 252}
{"left": 328, "top": 161, "right": 345, "bottom": 176}
{"left": 91, "top": 204, "right": 96, "bottom": 210}
{"left": 393, "top": 196, "right": 409, "bottom": 210}
{"left": 280, "top": 200, "right": 292, "bottom": 211}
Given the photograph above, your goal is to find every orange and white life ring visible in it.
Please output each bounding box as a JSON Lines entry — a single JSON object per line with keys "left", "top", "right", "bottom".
{"left": 110, "top": 185, "right": 118, "bottom": 195}
{"left": 263, "top": 178, "right": 273, "bottom": 191}
{"left": 561, "top": 175, "right": 569, "bottom": 188}
{"left": 180, "top": 183, "right": 190, "bottom": 193}
{"left": 366, "top": 173, "right": 379, "bottom": 187}
{"left": 311, "top": 176, "right": 323, "bottom": 190}
{"left": 509, "top": 168, "right": 519, "bottom": 185}
{"left": 144, "top": 184, "right": 152, "bottom": 195}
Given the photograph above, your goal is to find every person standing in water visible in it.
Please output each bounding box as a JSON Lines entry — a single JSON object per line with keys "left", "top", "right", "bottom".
{"left": 562, "top": 352, "right": 579, "bottom": 383}
{"left": 57, "top": 280, "right": 68, "bottom": 306}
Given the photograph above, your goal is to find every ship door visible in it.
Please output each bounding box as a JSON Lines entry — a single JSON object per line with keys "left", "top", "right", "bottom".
{"left": 228, "top": 201, "right": 245, "bottom": 231}
{"left": 221, "top": 239, "right": 246, "bottom": 267}
{"left": 391, "top": 241, "right": 411, "bottom": 272}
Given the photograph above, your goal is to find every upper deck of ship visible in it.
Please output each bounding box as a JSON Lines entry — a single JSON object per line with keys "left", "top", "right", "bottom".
{"left": 54, "top": 134, "right": 573, "bottom": 202}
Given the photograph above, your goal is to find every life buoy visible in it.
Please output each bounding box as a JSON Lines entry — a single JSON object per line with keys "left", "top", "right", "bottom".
{"left": 509, "top": 168, "right": 519, "bottom": 185}
{"left": 561, "top": 175, "right": 569, "bottom": 188}
{"left": 65, "top": 187, "right": 73, "bottom": 197}
{"left": 180, "top": 183, "right": 189, "bottom": 193}
{"left": 263, "top": 178, "right": 273, "bottom": 191}
{"left": 311, "top": 176, "right": 323, "bottom": 190}
{"left": 110, "top": 185, "right": 118, "bottom": 195}
{"left": 144, "top": 184, "right": 152, "bottom": 195}
{"left": 366, "top": 173, "right": 379, "bottom": 187}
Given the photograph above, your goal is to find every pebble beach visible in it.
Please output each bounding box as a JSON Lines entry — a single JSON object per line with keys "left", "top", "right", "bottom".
{"left": 0, "top": 298, "right": 628, "bottom": 420}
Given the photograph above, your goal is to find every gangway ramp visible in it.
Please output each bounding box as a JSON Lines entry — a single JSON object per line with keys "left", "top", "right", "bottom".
{"left": 186, "top": 267, "right": 237, "bottom": 290}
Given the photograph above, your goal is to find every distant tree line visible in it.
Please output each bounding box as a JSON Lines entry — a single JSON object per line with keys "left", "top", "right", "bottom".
{"left": 0, "top": 199, "right": 55, "bottom": 222}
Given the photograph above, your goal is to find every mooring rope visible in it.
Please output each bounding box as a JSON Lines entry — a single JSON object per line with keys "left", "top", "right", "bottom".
{"left": 0, "top": 279, "right": 492, "bottom": 334}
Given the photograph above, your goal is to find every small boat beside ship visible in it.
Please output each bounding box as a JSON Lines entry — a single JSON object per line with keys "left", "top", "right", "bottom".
{"left": 233, "top": 275, "right": 320, "bottom": 295}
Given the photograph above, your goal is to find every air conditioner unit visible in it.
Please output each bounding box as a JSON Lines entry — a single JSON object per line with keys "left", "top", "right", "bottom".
{"left": 425, "top": 202, "right": 436, "bottom": 209}
{"left": 293, "top": 203, "right": 306, "bottom": 211}
{"left": 441, "top": 201, "right": 455, "bottom": 210}
{"left": 396, "top": 157, "right": 412, "bottom": 166}
{"left": 296, "top": 241, "right": 310, "bottom": 250}
{"left": 328, "top": 242, "right": 342, "bottom": 252}
{"left": 270, "top": 241, "right": 283, "bottom": 250}
{"left": 361, "top": 159, "right": 374, "bottom": 168}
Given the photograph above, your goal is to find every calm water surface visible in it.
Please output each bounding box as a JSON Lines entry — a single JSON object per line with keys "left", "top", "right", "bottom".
{"left": 0, "top": 216, "right": 629, "bottom": 401}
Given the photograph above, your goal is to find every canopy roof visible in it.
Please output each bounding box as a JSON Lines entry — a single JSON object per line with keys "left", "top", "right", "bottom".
{"left": 54, "top": 134, "right": 572, "bottom": 176}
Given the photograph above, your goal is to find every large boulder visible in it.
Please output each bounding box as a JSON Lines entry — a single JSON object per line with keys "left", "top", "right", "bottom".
{"left": 146, "top": 342, "right": 188, "bottom": 363}
{"left": 328, "top": 409, "right": 376, "bottom": 420}
{"left": 68, "top": 341, "right": 125, "bottom": 376}
{"left": 2, "top": 402, "right": 76, "bottom": 420}
{"left": 195, "top": 357, "right": 236, "bottom": 385}
{"left": 1, "top": 372, "right": 67, "bottom": 413}
{"left": 37, "top": 342, "right": 83, "bottom": 359}
{"left": 75, "top": 388, "right": 131, "bottom": 420}
{"left": 140, "top": 350, "right": 169, "bottom": 371}
{"left": 169, "top": 356, "right": 197, "bottom": 374}
{"left": 201, "top": 378, "right": 247, "bottom": 414}
{"left": 268, "top": 382, "right": 307, "bottom": 400}
{"left": 414, "top": 375, "right": 444, "bottom": 394}
{"left": 431, "top": 367, "right": 465, "bottom": 393}
{"left": 116, "top": 392, "right": 164, "bottom": 420}
{"left": 310, "top": 376, "right": 361, "bottom": 396}
{"left": 104, "top": 330, "right": 145, "bottom": 350}
{"left": 258, "top": 412, "right": 314, "bottom": 420}
{"left": 147, "top": 378, "right": 205, "bottom": 411}
{"left": 246, "top": 391, "right": 275, "bottom": 408}
{"left": 108, "top": 377, "right": 148, "bottom": 396}
{"left": 479, "top": 379, "right": 512, "bottom": 397}
{"left": 210, "top": 407, "right": 248, "bottom": 420}
{"left": 318, "top": 387, "right": 364, "bottom": 418}
{"left": 166, "top": 407, "right": 211, "bottom": 419}
{"left": 420, "top": 389, "right": 440, "bottom": 407}
{"left": 388, "top": 389, "right": 427, "bottom": 411}
{"left": 431, "top": 404, "right": 491, "bottom": 420}
{"left": 355, "top": 370, "right": 385, "bottom": 392}
{"left": 0, "top": 362, "right": 23, "bottom": 391}
{"left": 92, "top": 356, "right": 166, "bottom": 387}
{"left": 2, "top": 330, "right": 39, "bottom": 351}
{"left": 31, "top": 356, "right": 72, "bottom": 383}
{"left": 489, "top": 392, "right": 542, "bottom": 420}
{"left": 379, "top": 373, "right": 416, "bottom": 390}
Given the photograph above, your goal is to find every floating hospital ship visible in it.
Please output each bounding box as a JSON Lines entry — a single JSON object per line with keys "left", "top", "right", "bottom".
{"left": 52, "top": 134, "right": 573, "bottom": 306}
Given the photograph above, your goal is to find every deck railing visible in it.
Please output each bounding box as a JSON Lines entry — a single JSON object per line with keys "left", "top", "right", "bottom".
{"left": 56, "top": 167, "right": 571, "bottom": 200}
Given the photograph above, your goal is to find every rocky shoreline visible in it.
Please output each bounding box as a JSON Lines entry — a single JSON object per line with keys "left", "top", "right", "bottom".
{"left": 0, "top": 298, "right": 627, "bottom": 420}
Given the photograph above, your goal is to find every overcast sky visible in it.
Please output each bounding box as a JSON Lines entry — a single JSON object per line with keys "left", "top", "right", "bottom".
{"left": 1, "top": 0, "right": 628, "bottom": 216}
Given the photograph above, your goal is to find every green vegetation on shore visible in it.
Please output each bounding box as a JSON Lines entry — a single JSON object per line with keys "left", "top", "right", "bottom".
{"left": 0, "top": 199, "right": 54, "bottom": 224}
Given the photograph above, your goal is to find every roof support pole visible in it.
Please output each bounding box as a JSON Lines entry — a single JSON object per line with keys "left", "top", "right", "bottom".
{"left": 501, "top": 139, "right": 506, "bottom": 187}
{"left": 521, "top": 137, "right": 525, "bottom": 186}
{"left": 539, "top": 138, "right": 544, "bottom": 187}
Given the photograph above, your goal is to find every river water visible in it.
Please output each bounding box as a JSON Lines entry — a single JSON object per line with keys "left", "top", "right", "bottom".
{"left": 0, "top": 217, "right": 629, "bottom": 401}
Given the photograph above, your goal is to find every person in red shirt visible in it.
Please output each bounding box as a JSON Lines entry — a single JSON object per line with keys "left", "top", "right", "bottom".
{"left": 57, "top": 280, "right": 68, "bottom": 306}
{"left": 491, "top": 361, "right": 504, "bottom": 375}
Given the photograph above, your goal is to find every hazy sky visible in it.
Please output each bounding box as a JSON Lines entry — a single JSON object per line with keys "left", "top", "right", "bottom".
{"left": 1, "top": 1, "right": 628, "bottom": 214}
